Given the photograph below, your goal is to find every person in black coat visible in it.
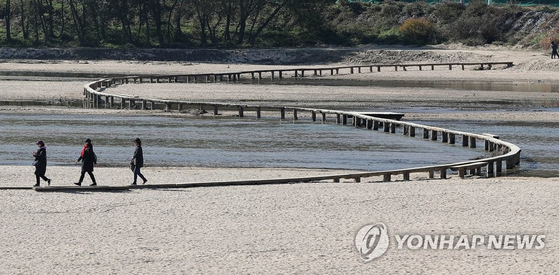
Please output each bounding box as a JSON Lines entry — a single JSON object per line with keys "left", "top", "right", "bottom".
{"left": 32, "top": 140, "right": 51, "bottom": 187}
{"left": 74, "top": 139, "right": 97, "bottom": 186}
{"left": 131, "top": 138, "right": 147, "bottom": 185}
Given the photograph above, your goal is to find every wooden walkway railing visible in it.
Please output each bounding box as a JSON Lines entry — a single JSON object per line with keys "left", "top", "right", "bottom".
{"left": 81, "top": 63, "right": 521, "bottom": 184}
{"left": 97, "top": 61, "right": 514, "bottom": 84}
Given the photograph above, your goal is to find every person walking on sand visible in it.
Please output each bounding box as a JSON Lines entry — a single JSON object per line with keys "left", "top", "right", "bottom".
{"left": 130, "top": 138, "right": 147, "bottom": 185}
{"left": 32, "top": 140, "right": 51, "bottom": 187}
{"left": 552, "top": 41, "right": 559, "bottom": 59}
{"left": 74, "top": 138, "right": 97, "bottom": 186}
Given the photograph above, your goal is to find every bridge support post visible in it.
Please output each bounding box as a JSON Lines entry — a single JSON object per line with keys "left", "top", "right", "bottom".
{"left": 383, "top": 174, "right": 391, "bottom": 182}
{"left": 506, "top": 157, "right": 516, "bottom": 169}
{"left": 488, "top": 162, "right": 494, "bottom": 176}
{"left": 440, "top": 168, "right": 447, "bottom": 179}
{"left": 238, "top": 106, "right": 244, "bottom": 117}
{"left": 469, "top": 137, "right": 476, "bottom": 148}
{"left": 496, "top": 160, "right": 503, "bottom": 174}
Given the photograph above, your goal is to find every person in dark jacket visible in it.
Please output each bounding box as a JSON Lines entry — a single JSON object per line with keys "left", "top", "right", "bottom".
{"left": 32, "top": 140, "right": 51, "bottom": 187}
{"left": 74, "top": 139, "right": 97, "bottom": 186}
{"left": 131, "top": 138, "right": 147, "bottom": 185}
{"left": 552, "top": 41, "right": 559, "bottom": 59}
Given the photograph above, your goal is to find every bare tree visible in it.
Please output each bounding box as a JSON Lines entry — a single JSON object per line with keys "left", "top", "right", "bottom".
{"left": 5, "top": 0, "right": 12, "bottom": 41}
{"left": 68, "top": 0, "right": 87, "bottom": 45}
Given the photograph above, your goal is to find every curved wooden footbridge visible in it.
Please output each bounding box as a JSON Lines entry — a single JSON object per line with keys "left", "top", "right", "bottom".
{"left": 34, "top": 61, "right": 520, "bottom": 192}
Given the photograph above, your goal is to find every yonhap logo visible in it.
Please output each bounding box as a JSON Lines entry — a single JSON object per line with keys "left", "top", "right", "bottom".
{"left": 355, "top": 223, "right": 546, "bottom": 262}
{"left": 355, "top": 223, "right": 390, "bottom": 262}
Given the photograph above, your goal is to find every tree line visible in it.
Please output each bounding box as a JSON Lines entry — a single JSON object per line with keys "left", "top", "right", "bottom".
{"left": 0, "top": 0, "right": 557, "bottom": 48}
{"left": 0, "top": 0, "right": 332, "bottom": 47}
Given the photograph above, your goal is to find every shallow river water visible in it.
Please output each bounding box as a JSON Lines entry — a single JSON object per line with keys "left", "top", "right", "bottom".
{"left": 408, "top": 114, "right": 559, "bottom": 177}
{"left": 0, "top": 113, "right": 490, "bottom": 172}
{"left": 1, "top": 73, "right": 558, "bottom": 177}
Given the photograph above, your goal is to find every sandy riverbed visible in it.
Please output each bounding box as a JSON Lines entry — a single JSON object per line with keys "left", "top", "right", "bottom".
{"left": 0, "top": 171, "right": 557, "bottom": 274}
{"left": 1, "top": 46, "right": 558, "bottom": 273}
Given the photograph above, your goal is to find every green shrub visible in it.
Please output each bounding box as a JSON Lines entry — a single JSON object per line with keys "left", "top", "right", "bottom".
{"left": 445, "top": 1, "right": 503, "bottom": 46}
{"left": 377, "top": 27, "right": 400, "bottom": 44}
{"left": 432, "top": 2, "right": 465, "bottom": 24}
{"left": 378, "top": 4, "right": 402, "bottom": 26}
{"left": 402, "top": 1, "right": 433, "bottom": 18}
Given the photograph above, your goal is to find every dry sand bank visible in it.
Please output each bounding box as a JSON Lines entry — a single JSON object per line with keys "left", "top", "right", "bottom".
{"left": 0, "top": 45, "right": 556, "bottom": 80}
{"left": 0, "top": 172, "right": 557, "bottom": 273}
{"left": 1, "top": 47, "right": 559, "bottom": 109}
